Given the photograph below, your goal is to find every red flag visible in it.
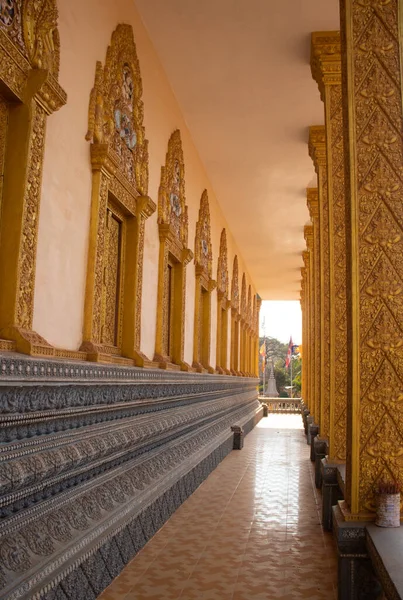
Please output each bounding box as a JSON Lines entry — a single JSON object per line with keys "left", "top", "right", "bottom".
{"left": 285, "top": 336, "right": 293, "bottom": 368}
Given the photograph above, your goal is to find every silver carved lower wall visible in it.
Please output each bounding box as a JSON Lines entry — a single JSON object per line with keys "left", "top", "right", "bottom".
{"left": 0, "top": 353, "right": 262, "bottom": 599}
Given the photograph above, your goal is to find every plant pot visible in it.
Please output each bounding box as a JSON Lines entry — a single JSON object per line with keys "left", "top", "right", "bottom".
{"left": 375, "top": 492, "right": 401, "bottom": 528}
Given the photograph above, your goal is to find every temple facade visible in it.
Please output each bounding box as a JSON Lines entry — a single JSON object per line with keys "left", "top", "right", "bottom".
{"left": 1, "top": 0, "right": 403, "bottom": 598}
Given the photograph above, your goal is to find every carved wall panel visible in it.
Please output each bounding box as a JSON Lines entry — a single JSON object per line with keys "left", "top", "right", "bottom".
{"left": 304, "top": 225, "right": 315, "bottom": 420}
{"left": 309, "top": 126, "right": 330, "bottom": 439}
{"left": 82, "top": 24, "right": 155, "bottom": 365}
{"left": 216, "top": 228, "right": 230, "bottom": 374}
{"left": 154, "top": 129, "right": 193, "bottom": 370}
{"left": 341, "top": 0, "right": 403, "bottom": 517}
{"left": 311, "top": 31, "right": 347, "bottom": 461}
{"left": 192, "top": 190, "right": 216, "bottom": 372}
{"left": 230, "top": 255, "right": 240, "bottom": 374}
{"left": 0, "top": 0, "right": 67, "bottom": 356}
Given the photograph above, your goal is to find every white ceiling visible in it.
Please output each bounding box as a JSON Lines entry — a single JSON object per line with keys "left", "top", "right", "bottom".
{"left": 134, "top": 0, "right": 340, "bottom": 299}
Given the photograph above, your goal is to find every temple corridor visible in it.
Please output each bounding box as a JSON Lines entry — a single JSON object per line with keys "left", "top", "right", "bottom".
{"left": 100, "top": 415, "right": 338, "bottom": 600}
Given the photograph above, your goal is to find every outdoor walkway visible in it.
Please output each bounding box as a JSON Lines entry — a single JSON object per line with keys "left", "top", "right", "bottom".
{"left": 99, "top": 415, "right": 338, "bottom": 599}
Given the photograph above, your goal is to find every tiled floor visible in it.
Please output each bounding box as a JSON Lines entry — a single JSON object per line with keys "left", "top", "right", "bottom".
{"left": 99, "top": 415, "right": 338, "bottom": 599}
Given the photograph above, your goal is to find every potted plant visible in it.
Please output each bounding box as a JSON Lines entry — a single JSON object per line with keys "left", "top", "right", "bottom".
{"left": 375, "top": 480, "right": 401, "bottom": 528}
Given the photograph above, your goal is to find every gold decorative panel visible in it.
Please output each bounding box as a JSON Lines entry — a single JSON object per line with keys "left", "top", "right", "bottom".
{"left": 309, "top": 126, "right": 330, "bottom": 439}
{"left": 340, "top": 0, "right": 403, "bottom": 517}
{"left": 230, "top": 255, "right": 240, "bottom": 374}
{"left": 154, "top": 129, "right": 193, "bottom": 370}
{"left": 0, "top": 96, "right": 8, "bottom": 230}
{"left": 0, "top": 0, "right": 67, "bottom": 356}
{"left": 216, "top": 228, "right": 230, "bottom": 374}
{"left": 193, "top": 190, "right": 216, "bottom": 372}
{"left": 82, "top": 24, "right": 155, "bottom": 364}
{"left": 311, "top": 31, "right": 347, "bottom": 462}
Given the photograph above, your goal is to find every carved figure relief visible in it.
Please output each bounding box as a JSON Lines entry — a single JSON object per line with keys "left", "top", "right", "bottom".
{"left": 0, "top": 0, "right": 66, "bottom": 356}
{"left": 192, "top": 190, "right": 215, "bottom": 372}
{"left": 154, "top": 129, "right": 193, "bottom": 369}
{"left": 216, "top": 229, "right": 230, "bottom": 373}
{"left": 230, "top": 255, "right": 240, "bottom": 374}
{"left": 82, "top": 24, "right": 155, "bottom": 365}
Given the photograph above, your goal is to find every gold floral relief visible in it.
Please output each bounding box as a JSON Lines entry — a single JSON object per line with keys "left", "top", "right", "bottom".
{"left": 82, "top": 24, "right": 155, "bottom": 365}
{"left": 340, "top": 0, "right": 403, "bottom": 516}
{"left": 154, "top": 129, "right": 193, "bottom": 370}
{"left": 0, "top": 96, "right": 8, "bottom": 229}
{"left": 230, "top": 255, "right": 240, "bottom": 373}
{"left": 193, "top": 189, "right": 216, "bottom": 372}
{"left": 0, "top": 0, "right": 66, "bottom": 355}
{"left": 216, "top": 228, "right": 230, "bottom": 373}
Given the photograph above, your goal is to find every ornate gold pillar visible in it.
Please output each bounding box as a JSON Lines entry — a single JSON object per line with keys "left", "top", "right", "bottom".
{"left": 340, "top": 0, "right": 403, "bottom": 517}
{"left": 302, "top": 252, "right": 311, "bottom": 410}
{"left": 216, "top": 229, "right": 230, "bottom": 374}
{"left": 304, "top": 230, "right": 315, "bottom": 419}
{"left": 0, "top": 1, "right": 67, "bottom": 356}
{"left": 311, "top": 31, "right": 347, "bottom": 462}
{"left": 309, "top": 127, "right": 330, "bottom": 439}
{"left": 306, "top": 191, "right": 320, "bottom": 424}
{"left": 300, "top": 269, "right": 307, "bottom": 403}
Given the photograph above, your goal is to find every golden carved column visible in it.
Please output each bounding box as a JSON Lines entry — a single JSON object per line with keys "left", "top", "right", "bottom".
{"left": 256, "top": 295, "right": 262, "bottom": 377}
{"left": 309, "top": 128, "right": 330, "bottom": 440}
{"left": 306, "top": 192, "right": 320, "bottom": 424}
{"left": 300, "top": 269, "right": 307, "bottom": 403}
{"left": 311, "top": 31, "right": 347, "bottom": 462}
{"left": 240, "top": 274, "right": 247, "bottom": 375}
{"left": 0, "top": 0, "right": 67, "bottom": 356}
{"left": 302, "top": 252, "right": 311, "bottom": 410}
{"left": 340, "top": 0, "right": 403, "bottom": 517}
{"left": 216, "top": 228, "right": 231, "bottom": 374}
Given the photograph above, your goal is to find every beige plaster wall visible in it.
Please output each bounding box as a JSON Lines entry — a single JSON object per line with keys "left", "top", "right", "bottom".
{"left": 33, "top": 0, "right": 257, "bottom": 362}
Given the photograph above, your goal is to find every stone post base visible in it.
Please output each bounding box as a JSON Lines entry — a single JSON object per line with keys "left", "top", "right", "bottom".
{"left": 231, "top": 425, "right": 244, "bottom": 450}
{"left": 302, "top": 408, "right": 310, "bottom": 434}
{"left": 314, "top": 438, "right": 328, "bottom": 489}
{"left": 309, "top": 424, "right": 319, "bottom": 460}
{"left": 306, "top": 416, "right": 314, "bottom": 445}
{"left": 321, "top": 459, "right": 343, "bottom": 531}
{"left": 332, "top": 504, "right": 382, "bottom": 600}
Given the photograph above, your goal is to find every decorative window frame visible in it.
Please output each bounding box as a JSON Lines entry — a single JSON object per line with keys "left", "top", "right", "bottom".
{"left": 0, "top": 0, "right": 67, "bottom": 356}
{"left": 81, "top": 24, "right": 155, "bottom": 365}
{"left": 216, "top": 228, "right": 231, "bottom": 374}
{"left": 154, "top": 129, "right": 193, "bottom": 370}
{"left": 192, "top": 190, "right": 216, "bottom": 373}
{"left": 240, "top": 274, "right": 247, "bottom": 375}
{"left": 230, "top": 255, "right": 240, "bottom": 375}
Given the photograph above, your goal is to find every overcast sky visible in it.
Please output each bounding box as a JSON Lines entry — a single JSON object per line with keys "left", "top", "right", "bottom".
{"left": 259, "top": 301, "right": 302, "bottom": 344}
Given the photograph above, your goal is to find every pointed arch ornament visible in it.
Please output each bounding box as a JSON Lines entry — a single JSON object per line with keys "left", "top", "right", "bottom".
{"left": 81, "top": 24, "right": 156, "bottom": 365}
{"left": 192, "top": 189, "right": 216, "bottom": 372}
{"left": 154, "top": 129, "right": 193, "bottom": 369}
{"left": 216, "top": 228, "right": 230, "bottom": 374}
{"left": 230, "top": 255, "right": 240, "bottom": 374}
{"left": 0, "top": 0, "right": 67, "bottom": 355}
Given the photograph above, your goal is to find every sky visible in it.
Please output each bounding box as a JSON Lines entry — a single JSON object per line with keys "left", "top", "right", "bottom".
{"left": 259, "top": 301, "right": 302, "bottom": 344}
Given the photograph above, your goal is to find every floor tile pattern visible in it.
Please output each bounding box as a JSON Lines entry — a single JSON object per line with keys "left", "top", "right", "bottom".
{"left": 99, "top": 415, "right": 338, "bottom": 599}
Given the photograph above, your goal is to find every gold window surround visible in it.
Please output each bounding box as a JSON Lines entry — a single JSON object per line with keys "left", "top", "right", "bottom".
{"left": 0, "top": 0, "right": 67, "bottom": 356}
{"left": 192, "top": 190, "right": 216, "bottom": 373}
{"left": 81, "top": 24, "right": 156, "bottom": 365}
{"left": 230, "top": 255, "right": 240, "bottom": 375}
{"left": 216, "top": 228, "right": 231, "bottom": 374}
{"left": 154, "top": 129, "right": 193, "bottom": 370}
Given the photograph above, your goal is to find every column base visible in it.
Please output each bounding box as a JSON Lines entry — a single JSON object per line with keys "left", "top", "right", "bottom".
{"left": 231, "top": 425, "right": 244, "bottom": 450}
{"left": 0, "top": 325, "right": 55, "bottom": 357}
{"left": 314, "top": 437, "right": 328, "bottom": 489}
{"left": 306, "top": 416, "right": 314, "bottom": 444}
{"left": 309, "top": 424, "right": 319, "bottom": 460}
{"left": 332, "top": 504, "right": 382, "bottom": 600}
{"left": 321, "top": 459, "right": 344, "bottom": 531}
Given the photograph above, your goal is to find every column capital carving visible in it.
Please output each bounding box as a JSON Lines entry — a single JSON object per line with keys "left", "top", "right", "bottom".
{"left": 304, "top": 225, "right": 314, "bottom": 250}
{"left": 309, "top": 126, "right": 327, "bottom": 172}
{"left": 306, "top": 187, "right": 319, "bottom": 220}
{"left": 310, "top": 31, "right": 341, "bottom": 100}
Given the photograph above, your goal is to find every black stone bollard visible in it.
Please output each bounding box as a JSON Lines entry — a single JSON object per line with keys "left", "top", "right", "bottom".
{"left": 231, "top": 425, "right": 244, "bottom": 450}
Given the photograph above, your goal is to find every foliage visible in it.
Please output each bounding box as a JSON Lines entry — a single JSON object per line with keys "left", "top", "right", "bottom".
{"left": 259, "top": 336, "right": 302, "bottom": 397}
